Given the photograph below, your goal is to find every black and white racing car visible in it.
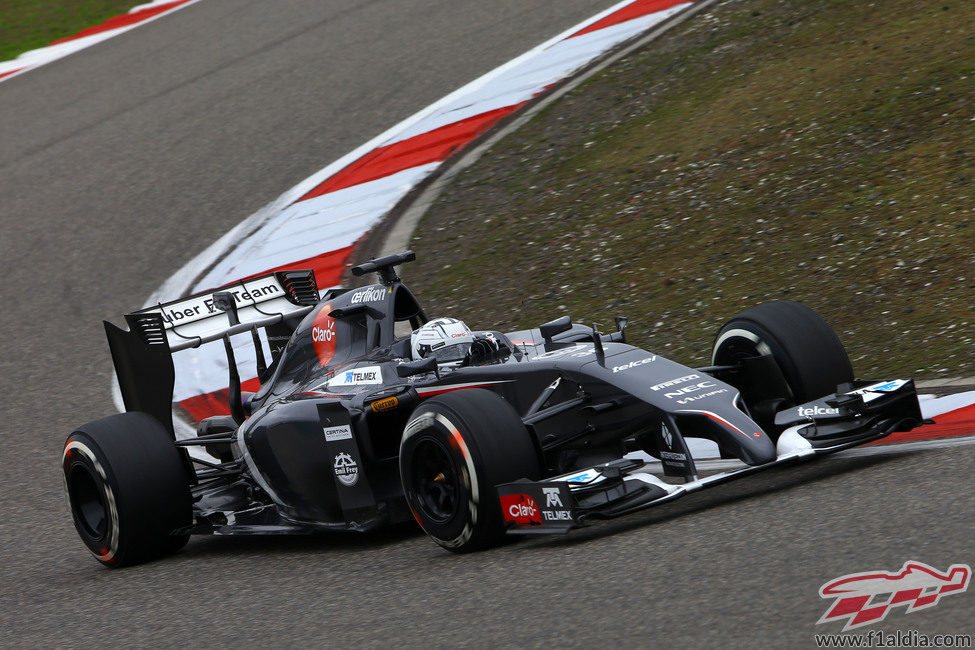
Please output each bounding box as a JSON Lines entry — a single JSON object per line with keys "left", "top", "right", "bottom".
{"left": 63, "top": 252, "right": 924, "bottom": 566}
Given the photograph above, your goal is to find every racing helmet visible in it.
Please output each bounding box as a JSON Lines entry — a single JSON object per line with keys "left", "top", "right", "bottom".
{"left": 411, "top": 318, "right": 475, "bottom": 362}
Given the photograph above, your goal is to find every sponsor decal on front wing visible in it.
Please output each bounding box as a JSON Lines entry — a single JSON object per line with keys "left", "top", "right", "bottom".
{"left": 500, "top": 485, "right": 575, "bottom": 527}
{"left": 844, "top": 379, "right": 909, "bottom": 403}
{"left": 500, "top": 494, "right": 541, "bottom": 525}
{"left": 796, "top": 405, "right": 840, "bottom": 418}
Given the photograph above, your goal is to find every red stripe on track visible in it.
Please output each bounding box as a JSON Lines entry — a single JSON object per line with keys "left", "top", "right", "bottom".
{"left": 0, "top": 68, "right": 25, "bottom": 80}
{"left": 228, "top": 242, "right": 358, "bottom": 291}
{"left": 571, "top": 0, "right": 688, "bottom": 38}
{"left": 299, "top": 103, "right": 526, "bottom": 201}
{"left": 871, "top": 403, "right": 975, "bottom": 445}
{"left": 49, "top": 0, "right": 193, "bottom": 45}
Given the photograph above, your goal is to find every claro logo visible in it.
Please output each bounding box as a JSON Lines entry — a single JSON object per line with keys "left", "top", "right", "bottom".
{"left": 500, "top": 494, "right": 541, "bottom": 525}
{"left": 311, "top": 303, "right": 337, "bottom": 366}
{"left": 311, "top": 324, "right": 335, "bottom": 343}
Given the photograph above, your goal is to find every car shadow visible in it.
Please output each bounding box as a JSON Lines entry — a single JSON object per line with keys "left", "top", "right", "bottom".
{"left": 177, "top": 520, "right": 422, "bottom": 560}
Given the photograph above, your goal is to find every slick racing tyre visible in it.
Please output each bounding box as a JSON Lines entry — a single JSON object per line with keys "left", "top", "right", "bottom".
{"left": 400, "top": 389, "right": 541, "bottom": 553}
{"left": 63, "top": 412, "right": 193, "bottom": 567}
{"left": 712, "top": 300, "right": 854, "bottom": 404}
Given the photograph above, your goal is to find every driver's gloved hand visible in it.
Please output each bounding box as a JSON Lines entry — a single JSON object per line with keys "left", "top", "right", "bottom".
{"left": 465, "top": 336, "right": 509, "bottom": 365}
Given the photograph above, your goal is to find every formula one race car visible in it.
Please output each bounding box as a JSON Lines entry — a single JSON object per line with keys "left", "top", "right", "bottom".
{"left": 63, "top": 252, "right": 924, "bottom": 566}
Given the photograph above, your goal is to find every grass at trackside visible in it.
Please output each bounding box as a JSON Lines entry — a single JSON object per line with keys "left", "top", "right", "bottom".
{"left": 406, "top": 0, "right": 974, "bottom": 380}
{"left": 0, "top": 0, "right": 140, "bottom": 63}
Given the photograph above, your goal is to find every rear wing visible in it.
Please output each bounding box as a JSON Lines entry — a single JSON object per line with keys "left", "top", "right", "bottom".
{"left": 106, "top": 270, "right": 319, "bottom": 435}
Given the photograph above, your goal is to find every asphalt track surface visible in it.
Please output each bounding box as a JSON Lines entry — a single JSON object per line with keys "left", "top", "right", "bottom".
{"left": 1, "top": 1, "right": 971, "bottom": 646}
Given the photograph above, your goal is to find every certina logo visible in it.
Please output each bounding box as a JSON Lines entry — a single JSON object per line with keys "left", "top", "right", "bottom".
{"left": 612, "top": 356, "right": 656, "bottom": 373}
{"left": 818, "top": 561, "right": 971, "bottom": 631}
{"left": 664, "top": 381, "right": 716, "bottom": 399}
{"left": 350, "top": 286, "right": 387, "bottom": 304}
{"left": 543, "top": 487, "right": 563, "bottom": 508}
{"left": 322, "top": 425, "right": 352, "bottom": 442}
{"left": 333, "top": 452, "right": 359, "bottom": 486}
{"left": 651, "top": 374, "right": 699, "bottom": 391}
{"left": 797, "top": 405, "right": 840, "bottom": 417}
{"left": 661, "top": 423, "right": 673, "bottom": 448}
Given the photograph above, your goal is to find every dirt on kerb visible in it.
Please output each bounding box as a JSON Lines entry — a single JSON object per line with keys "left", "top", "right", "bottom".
{"left": 403, "top": 0, "right": 974, "bottom": 380}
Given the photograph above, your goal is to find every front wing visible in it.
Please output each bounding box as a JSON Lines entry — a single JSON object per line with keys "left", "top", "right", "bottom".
{"left": 498, "top": 379, "right": 923, "bottom": 534}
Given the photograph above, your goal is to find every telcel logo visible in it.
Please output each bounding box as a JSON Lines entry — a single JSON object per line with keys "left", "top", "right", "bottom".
{"left": 798, "top": 405, "right": 840, "bottom": 417}
{"left": 612, "top": 356, "right": 656, "bottom": 373}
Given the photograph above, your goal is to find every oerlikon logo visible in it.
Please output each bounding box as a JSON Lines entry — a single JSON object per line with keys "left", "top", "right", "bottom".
{"left": 817, "top": 561, "right": 971, "bottom": 631}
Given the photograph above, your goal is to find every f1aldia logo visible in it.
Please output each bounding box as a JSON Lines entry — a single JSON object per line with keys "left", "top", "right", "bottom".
{"left": 817, "top": 561, "right": 971, "bottom": 631}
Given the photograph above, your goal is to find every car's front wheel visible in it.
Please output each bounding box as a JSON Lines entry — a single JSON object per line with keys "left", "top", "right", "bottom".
{"left": 712, "top": 300, "right": 854, "bottom": 406}
{"left": 399, "top": 389, "right": 541, "bottom": 552}
{"left": 63, "top": 412, "right": 193, "bottom": 567}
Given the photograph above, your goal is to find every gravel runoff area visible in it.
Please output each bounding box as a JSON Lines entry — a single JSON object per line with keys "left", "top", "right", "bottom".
{"left": 404, "top": 0, "right": 974, "bottom": 382}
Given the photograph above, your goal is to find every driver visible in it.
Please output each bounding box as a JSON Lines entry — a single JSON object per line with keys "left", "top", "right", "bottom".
{"left": 411, "top": 318, "right": 510, "bottom": 365}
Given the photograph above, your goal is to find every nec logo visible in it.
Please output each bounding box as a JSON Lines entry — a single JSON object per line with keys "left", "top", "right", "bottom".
{"left": 663, "top": 381, "right": 715, "bottom": 399}
{"left": 818, "top": 561, "right": 971, "bottom": 631}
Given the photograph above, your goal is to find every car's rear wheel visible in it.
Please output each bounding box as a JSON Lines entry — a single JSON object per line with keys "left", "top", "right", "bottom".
{"left": 399, "top": 389, "right": 541, "bottom": 553}
{"left": 712, "top": 300, "right": 854, "bottom": 405}
{"left": 63, "top": 412, "right": 193, "bottom": 567}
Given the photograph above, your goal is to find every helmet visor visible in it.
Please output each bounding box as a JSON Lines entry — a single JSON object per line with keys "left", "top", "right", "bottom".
{"left": 431, "top": 342, "right": 472, "bottom": 362}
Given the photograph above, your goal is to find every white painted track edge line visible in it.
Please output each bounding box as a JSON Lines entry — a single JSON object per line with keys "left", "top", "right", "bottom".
{"left": 0, "top": 0, "right": 203, "bottom": 82}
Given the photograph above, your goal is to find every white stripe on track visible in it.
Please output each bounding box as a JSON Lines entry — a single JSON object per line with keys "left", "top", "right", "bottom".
{"left": 0, "top": 1, "right": 201, "bottom": 81}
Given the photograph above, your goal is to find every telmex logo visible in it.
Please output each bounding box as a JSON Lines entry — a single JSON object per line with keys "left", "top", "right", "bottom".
{"left": 818, "top": 561, "right": 971, "bottom": 631}
{"left": 327, "top": 365, "right": 383, "bottom": 386}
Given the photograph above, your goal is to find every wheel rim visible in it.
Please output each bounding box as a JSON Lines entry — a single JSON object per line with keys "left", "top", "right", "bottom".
{"left": 410, "top": 438, "right": 461, "bottom": 524}
{"left": 713, "top": 328, "right": 771, "bottom": 366}
{"left": 68, "top": 463, "right": 108, "bottom": 540}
